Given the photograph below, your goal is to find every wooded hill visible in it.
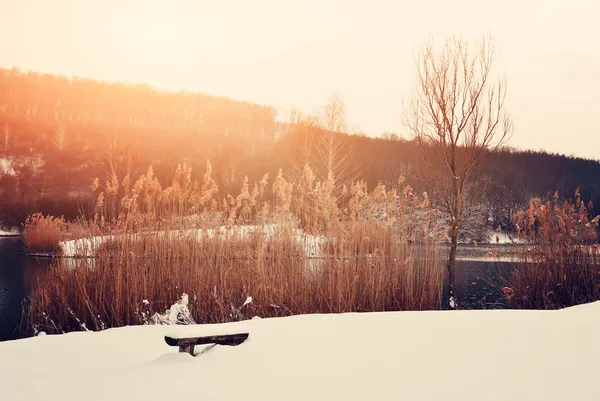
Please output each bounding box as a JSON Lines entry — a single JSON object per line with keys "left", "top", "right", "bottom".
{"left": 0, "top": 68, "right": 598, "bottom": 231}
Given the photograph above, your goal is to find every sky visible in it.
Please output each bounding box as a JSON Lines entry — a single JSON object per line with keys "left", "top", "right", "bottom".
{"left": 0, "top": 0, "right": 599, "bottom": 160}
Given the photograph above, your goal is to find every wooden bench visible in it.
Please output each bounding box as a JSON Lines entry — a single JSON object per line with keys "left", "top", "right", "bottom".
{"left": 164, "top": 333, "right": 249, "bottom": 356}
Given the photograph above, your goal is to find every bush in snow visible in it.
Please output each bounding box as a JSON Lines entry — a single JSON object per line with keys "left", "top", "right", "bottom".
{"left": 150, "top": 294, "right": 195, "bottom": 325}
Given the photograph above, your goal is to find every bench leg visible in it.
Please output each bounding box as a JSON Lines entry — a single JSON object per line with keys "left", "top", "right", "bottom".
{"left": 179, "top": 344, "right": 195, "bottom": 356}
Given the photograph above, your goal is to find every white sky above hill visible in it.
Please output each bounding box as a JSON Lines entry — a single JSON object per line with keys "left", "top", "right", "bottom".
{"left": 1, "top": 0, "right": 599, "bottom": 160}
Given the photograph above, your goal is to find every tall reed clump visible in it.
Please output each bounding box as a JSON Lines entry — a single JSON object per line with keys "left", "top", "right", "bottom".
{"left": 502, "top": 190, "right": 600, "bottom": 309}
{"left": 22, "top": 213, "right": 68, "bottom": 255}
{"left": 26, "top": 162, "right": 446, "bottom": 335}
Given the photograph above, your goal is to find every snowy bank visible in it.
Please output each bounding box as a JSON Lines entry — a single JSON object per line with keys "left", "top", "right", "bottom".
{"left": 0, "top": 227, "right": 20, "bottom": 237}
{"left": 1, "top": 303, "right": 599, "bottom": 401}
{"left": 59, "top": 224, "right": 327, "bottom": 258}
{"left": 486, "top": 230, "right": 521, "bottom": 244}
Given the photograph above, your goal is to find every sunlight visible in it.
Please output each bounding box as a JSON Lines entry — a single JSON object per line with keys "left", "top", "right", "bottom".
{"left": 112, "top": 7, "right": 225, "bottom": 63}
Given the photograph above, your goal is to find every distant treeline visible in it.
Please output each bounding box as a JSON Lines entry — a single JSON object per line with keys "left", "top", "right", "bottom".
{"left": 0, "top": 68, "right": 598, "bottom": 231}
{"left": 0, "top": 67, "right": 277, "bottom": 139}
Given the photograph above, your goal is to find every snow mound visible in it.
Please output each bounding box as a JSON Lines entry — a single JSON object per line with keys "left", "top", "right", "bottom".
{"left": 1, "top": 303, "right": 599, "bottom": 401}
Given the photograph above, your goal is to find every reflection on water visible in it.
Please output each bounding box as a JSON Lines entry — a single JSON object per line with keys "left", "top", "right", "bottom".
{"left": 0, "top": 238, "right": 51, "bottom": 341}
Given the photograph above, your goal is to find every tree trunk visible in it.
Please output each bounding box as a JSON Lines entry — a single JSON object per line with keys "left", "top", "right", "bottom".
{"left": 447, "top": 222, "right": 459, "bottom": 309}
{"left": 447, "top": 176, "right": 462, "bottom": 310}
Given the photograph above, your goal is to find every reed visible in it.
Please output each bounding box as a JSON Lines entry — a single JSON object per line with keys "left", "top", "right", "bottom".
{"left": 501, "top": 190, "right": 600, "bottom": 309}
{"left": 26, "top": 162, "right": 446, "bottom": 334}
{"left": 22, "top": 213, "right": 68, "bottom": 255}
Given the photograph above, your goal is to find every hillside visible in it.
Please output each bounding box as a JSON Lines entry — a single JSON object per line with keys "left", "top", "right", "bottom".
{"left": 0, "top": 68, "right": 599, "bottom": 229}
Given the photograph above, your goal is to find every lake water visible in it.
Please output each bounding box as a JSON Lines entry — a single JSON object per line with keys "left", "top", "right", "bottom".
{"left": 446, "top": 260, "right": 510, "bottom": 309}
{"left": 0, "top": 238, "right": 51, "bottom": 341}
{"left": 0, "top": 237, "right": 510, "bottom": 341}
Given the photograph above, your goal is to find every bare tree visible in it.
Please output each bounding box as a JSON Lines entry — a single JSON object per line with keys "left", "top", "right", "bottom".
{"left": 53, "top": 124, "right": 70, "bottom": 151}
{"left": 312, "top": 95, "right": 360, "bottom": 195}
{"left": 405, "top": 35, "right": 513, "bottom": 309}
{"left": 319, "top": 95, "right": 346, "bottom": 177}
{"left": 286, "top": 95, "right": 358, "bottom": 192}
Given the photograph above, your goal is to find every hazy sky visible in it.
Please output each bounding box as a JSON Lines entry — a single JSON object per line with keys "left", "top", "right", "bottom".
{"left": 1, "top": 0, "right": 599, "bottom": 160}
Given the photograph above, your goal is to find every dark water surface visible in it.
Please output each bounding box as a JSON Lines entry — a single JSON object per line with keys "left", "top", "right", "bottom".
{"left": 0, "top": 238, "right": 51, "bottom": 341}
{"left": 444, "top": 260, "right": 510, "bottom": 309}
{"left": 0, "top": 238, "right": 510, "bottom": 341}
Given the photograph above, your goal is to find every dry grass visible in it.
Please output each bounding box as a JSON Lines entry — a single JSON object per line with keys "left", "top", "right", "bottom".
{"left": 22, "top": 213, "right": 68, "bottom": 255}
{"left": 501, "top": 190, "right": 600, "bottom": 309}
{"left": 26, "top": 162, "right": 446, "bottom": 334}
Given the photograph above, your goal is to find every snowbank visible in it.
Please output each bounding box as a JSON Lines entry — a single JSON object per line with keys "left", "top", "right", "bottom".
{"left": 1, "top": 304, "right": 599, "bottom": 401}
{"left": 59, "top": 224, "right": 327, "bottom": 258}
{"left": 0, "top": 228, "right": 20, "bottom": 237}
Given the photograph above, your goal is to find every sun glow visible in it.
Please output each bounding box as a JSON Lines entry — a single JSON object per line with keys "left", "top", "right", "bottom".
{"left": 111, "top": 7, "right": 226, "bottom": 66}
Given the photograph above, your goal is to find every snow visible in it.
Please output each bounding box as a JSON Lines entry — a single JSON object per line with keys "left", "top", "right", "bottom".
{"left": 1, "top": 303, "right": 599, "bottom": 401}
{"left": 148, "top": 294, "right": 195, "bottom": 326}
{"left": 486, "top": 230, "right": 521, "bottom": 244}
{"left": 459, "top": 256, "right": 517, "bottom": 262}
{"left": 59, "top": 224, "right": 327, "bottom": 258}
{"left": 0, "top": 227, "right": 20, "bottom": 236}
{"left": 0, "top": 158, "right": 15, "bottom": 175}
{"left": 242, "top": 296, "right": 253, "bottom": 307}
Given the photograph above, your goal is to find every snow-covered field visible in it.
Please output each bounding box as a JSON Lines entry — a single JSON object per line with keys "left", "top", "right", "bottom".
{"left": 1, "top": 303, "right": 598, "bottom": 401}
